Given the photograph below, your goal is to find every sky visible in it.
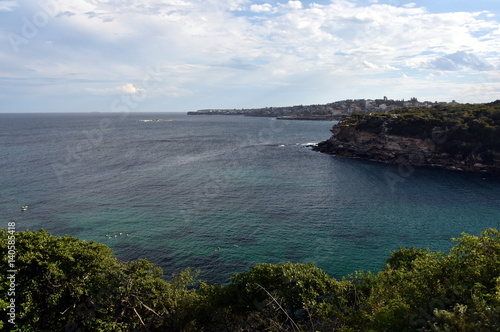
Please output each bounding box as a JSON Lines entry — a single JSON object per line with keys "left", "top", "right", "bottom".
{"left": 0, "top": 0, "right": 499, "bottom": 112}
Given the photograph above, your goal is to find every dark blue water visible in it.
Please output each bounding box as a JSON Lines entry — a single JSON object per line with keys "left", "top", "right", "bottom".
{"left": 1, "top": 113, "right": 499, "bottom": 283}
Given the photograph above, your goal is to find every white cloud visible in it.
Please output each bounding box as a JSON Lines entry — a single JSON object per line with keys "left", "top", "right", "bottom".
{"left": 403, "top": 3, "right": 416, "bottom": 8}
{"left": 86, "top": 83, "right": 139, "bottom": 95}
{"left": 250, "top": 3, "right": 274, "bottom": 13}
{"left": 383, "top": 64, "right": 398, "bottom": 70}
{"left": 226, "top": 0, "right": 251, "bottom": 11}
{"left": 48, "top": 0, "right": 499, "bottom": 76}
{"left": 278, "top": 1, "right": 302, "bottom": 10}
{"left": 423, "top": 51, "right": 496, "bottom": 71}
{"left": 84, "top": 80, "right": 194, "bottom": 98}
{"left": 0, "top": 1, "right": 18, "bottom": 11}
{"left": 84, "top": 11, "right": 115, "bottom": 22}
{"left": 361, "top": 60, "right": 378, "bottom": 69}
{"left": 2, "top": 0, "right": 500, "bottom": 111}
{"left": 121, "top": 83, "right": 137, "bottom": 93}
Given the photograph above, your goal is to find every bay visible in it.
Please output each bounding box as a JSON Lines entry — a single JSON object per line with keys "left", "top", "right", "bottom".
{"left": 1, "top": 112, "right": 499, "bottom": 284}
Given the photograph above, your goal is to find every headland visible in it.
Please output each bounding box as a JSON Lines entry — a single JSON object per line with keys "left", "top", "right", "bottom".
{"left": 314, "top": 101, "right": 500, "bottom": 173}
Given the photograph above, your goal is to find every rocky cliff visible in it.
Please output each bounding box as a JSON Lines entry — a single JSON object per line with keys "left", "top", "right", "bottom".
{"left": 314, "top": 104, "right": 500, "bottom": 173}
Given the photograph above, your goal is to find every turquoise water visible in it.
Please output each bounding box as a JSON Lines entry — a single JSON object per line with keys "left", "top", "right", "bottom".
{"left": 1, "top": 113, "right": 499, "bottom": 283}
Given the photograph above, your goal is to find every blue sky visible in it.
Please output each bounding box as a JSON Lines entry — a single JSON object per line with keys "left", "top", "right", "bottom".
{"left": 1, "top": 0, "right": 499, "bottom": 112}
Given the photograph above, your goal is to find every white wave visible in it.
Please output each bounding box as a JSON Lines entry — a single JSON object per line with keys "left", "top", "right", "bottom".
{"left": 300, "top": 142, "right": 318, "bottom": 147}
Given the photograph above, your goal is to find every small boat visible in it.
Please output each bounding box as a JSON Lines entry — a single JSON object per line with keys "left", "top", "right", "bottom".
{"left": 140, "top": 119, "right": 172, "bottom": 122}
{"left": 21, "top": 205, "right": 28, "bottom": 211}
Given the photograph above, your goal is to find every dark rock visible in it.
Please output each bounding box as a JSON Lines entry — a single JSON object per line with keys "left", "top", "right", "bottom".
{"left": 314, "top": 122, "right": 499, "bottom": 174}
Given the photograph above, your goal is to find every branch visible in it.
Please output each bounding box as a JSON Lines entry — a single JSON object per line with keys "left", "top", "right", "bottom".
{"left": 255, "top": 283, "right": 300, "bottom": 332}
{"left": 132, "top": 306, "right": 149, "bottom": 332}
{"left": 132, "top": 295, "right": 161, "bottom": 317}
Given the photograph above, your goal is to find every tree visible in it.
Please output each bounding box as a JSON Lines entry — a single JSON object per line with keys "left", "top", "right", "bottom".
{"left": 0, "top": 230, "right": 201, "bottom": 331}
{"left": 2, "top": 229, "right": 499, "bottom": 331}
{"left": 357, "top": 229, "right": 500, "bottom": 331}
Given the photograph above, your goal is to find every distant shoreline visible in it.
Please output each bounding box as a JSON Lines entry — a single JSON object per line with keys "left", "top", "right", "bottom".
{"left": 187, "top": 97, "right": 461, "bottom": 120}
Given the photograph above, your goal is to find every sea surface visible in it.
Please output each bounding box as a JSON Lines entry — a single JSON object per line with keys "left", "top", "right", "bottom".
{"left": 1, "top": 112, "right": 499, "bottom": 284}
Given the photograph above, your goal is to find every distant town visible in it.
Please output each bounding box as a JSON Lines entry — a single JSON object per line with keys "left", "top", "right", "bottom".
{"left": 188, "top": 97, "right": 461, "bottom": 120}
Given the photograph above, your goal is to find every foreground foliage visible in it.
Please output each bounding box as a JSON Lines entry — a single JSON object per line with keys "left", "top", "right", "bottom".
{"left": 1, "top": 228, "right": 500, "bottom": 331}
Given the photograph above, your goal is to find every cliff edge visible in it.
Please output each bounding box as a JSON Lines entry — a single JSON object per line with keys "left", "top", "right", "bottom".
{"left": 314, "top": 102, "right": 500, "bottom": 173}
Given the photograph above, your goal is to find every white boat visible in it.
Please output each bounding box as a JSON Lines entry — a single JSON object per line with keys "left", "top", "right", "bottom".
{"left": 140, "top": 119, "right": 172, "bottom": 122}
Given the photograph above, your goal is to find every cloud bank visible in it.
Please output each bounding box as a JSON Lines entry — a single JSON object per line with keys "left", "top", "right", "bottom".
{"left": 0, "top": 0, "right": 499, "bottom": 111}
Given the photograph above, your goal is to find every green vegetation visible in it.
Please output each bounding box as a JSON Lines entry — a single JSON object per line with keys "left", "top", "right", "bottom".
{"left": 343, "top": 101, "right": 500, "bottom": 152}
{"left": 2, "top": 228, "right": 500, "bottom": 331}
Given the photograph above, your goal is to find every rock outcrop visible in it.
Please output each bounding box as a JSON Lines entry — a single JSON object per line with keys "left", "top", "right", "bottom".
{"left": 314, "top": 118, "right": 500, "bottom": 174}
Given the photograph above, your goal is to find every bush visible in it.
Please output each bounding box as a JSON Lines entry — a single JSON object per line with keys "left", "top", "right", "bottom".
{"left": 2, "top": 229, "right": 500, "bottom": 331}
{"left": 0, "top": 230, "right": 201, "bottom": 331}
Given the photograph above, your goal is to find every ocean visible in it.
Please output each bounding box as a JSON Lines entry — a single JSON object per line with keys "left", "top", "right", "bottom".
{"left": 1, "top": 112, "right": 499, "bottom": 284}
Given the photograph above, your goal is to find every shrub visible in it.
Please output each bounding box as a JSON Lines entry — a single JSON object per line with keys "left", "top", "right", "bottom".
{"left": 2, "top": 229, "right": 499, "bottom": 331}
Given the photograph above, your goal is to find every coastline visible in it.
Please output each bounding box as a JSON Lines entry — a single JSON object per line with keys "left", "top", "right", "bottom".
{"left": 313, "top": 104, "right": 500, "bottom": 174}
{"left": 314, "top": 126, "right": 499, "bottom": 174}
